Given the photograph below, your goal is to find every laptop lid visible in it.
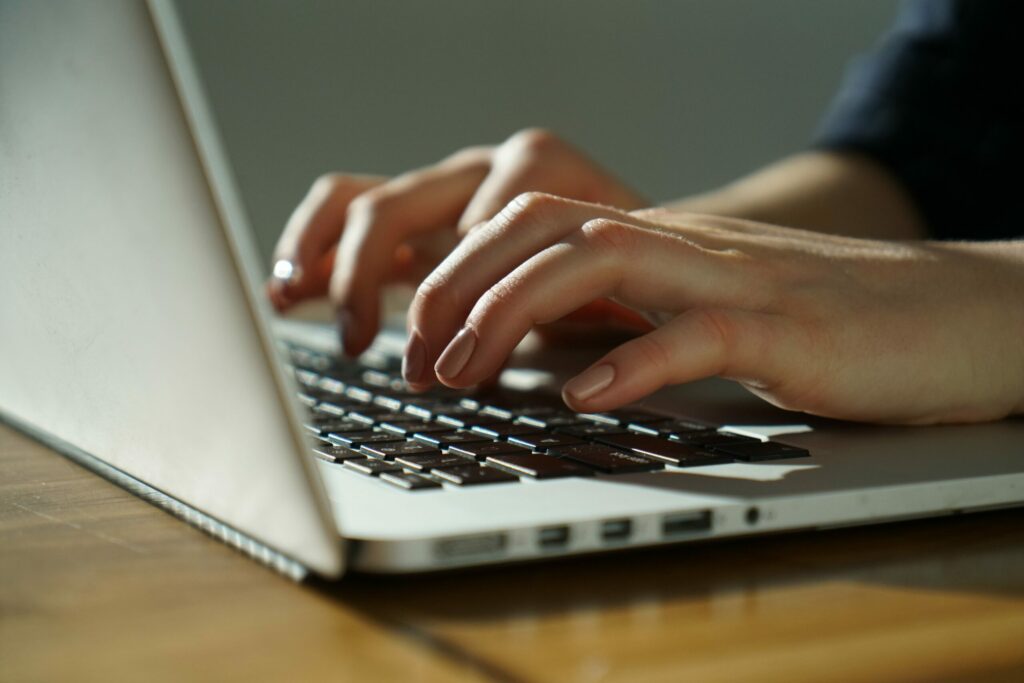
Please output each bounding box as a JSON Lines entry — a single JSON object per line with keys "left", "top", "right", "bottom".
{"left": 0, "top": 0, "right": 343, "bottom": 576}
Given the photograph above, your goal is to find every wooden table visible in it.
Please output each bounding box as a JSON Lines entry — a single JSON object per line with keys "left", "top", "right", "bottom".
{"left": 3, "top": 421, "right": 1024, "bottom": 683}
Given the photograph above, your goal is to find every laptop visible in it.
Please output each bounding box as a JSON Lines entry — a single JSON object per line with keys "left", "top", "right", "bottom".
{"left": 3, "top": 0, "right": 1023, "bottom": 580}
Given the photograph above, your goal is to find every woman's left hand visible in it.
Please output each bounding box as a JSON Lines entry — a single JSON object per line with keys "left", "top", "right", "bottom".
{"left": 401, "top": 193, "right": 1024, "bottom": 425}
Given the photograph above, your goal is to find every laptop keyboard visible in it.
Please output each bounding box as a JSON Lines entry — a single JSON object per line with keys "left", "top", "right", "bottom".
{"left": 284, "top": 343, "right": 810, "bottom": 492}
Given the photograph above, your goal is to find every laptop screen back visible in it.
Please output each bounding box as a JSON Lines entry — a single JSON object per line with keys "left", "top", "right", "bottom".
{"left": 0, "top": 0, "right": 342, "bottom": 576}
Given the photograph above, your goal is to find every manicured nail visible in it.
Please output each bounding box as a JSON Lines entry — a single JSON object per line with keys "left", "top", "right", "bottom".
{"left": 564, "top": 364, "right": 616, "bottom": 401}
{"left": 435, "top": 327, "right": 477, "bottom": 380}
{"left": 272, "top": 259, "right": 302, "bottom": 285}
{"left": 403, "top": 332, "right": 426, "bottom": 384}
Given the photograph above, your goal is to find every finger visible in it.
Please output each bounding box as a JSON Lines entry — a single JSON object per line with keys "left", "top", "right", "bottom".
{"left": 406, "top": 194, "right": 631, "bottom": 384}
{"left": 431, "top": 219, "right": 763, "bottom": 387}
{"left": 270, "top": 174, "right": 384, "bottom": 308}
{"left": 561, "top": 308, "right": 787, "bottom": 412}
{"left": 457, "top": 129, "right": 563, "bottom": 233}
{"left": 457, "top": 128, "right": 647, "bottom": 233}
{"left": 330, "top": 148, "right": 491, "bottom": 356}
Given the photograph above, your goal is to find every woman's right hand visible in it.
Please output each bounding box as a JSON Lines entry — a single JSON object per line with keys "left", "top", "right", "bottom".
{"left": 267, "top": 128, "right": 647, "bottom": 358}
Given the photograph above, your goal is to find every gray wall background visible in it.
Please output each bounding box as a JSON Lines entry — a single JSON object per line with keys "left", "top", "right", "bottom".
{"left": 176, "top": 0, "right": 898, "bottom": 271}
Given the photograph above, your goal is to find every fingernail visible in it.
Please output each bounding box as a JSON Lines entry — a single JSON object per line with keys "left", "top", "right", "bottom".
{"left": 403, "top": 332, "right": 426, "bottom": 384}
{"left": 564, "top": 364, "right": 616, "bottom": 401}
{"left": 272, "top": 259, "right": 302, "bottom": 285}
{"left": 435, "top": 327, "right": 477, "bottom": 380}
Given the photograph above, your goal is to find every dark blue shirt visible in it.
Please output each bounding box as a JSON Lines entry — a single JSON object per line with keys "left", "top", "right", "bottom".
{"left": 814, "top": 0, "right": 1022, "bottom": 240}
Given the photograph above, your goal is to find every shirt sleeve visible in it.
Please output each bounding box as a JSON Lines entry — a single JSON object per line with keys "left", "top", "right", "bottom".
{"left": 813, "top": 0, "right": 1023, "bottom": 241}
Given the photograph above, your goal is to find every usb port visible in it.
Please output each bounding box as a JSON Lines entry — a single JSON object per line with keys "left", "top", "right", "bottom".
{"left": 538, "top": 526, "right": 570, "bottom": 550}
{"left": 662, "top": 510, "right": 712, "bottom": 537}
{"left": 600, "top": 518, "right": 632, "bottom": 543}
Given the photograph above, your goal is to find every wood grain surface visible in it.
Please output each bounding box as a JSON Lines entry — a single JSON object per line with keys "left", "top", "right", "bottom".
{"left": 3, "top": 422, "right": 1024, "bottom": 683}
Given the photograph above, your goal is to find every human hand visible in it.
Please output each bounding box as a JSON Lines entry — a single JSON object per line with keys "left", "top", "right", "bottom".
{"left": 267, "top": 129, "right": 646, "bottom": 356}
{"left": 404, "top": 194, "right": 1024, "bottom": 424}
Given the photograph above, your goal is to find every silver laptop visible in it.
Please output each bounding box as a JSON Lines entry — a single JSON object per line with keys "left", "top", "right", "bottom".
{"left": 3, "top": 0, "right": 1023, "bottom": 580}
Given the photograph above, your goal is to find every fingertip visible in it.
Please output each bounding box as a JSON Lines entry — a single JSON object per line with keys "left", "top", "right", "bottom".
{"left": 402, "top": 331, "right": 427, "bottom": 385}
{"left": 405, "top": 379, "right": 434, "bottom": 393}
{"left": 563, "top": 364, "right": 616, "bottom": 403}
{"left": 337, "top": 305, "right": 382, "bottom": 359}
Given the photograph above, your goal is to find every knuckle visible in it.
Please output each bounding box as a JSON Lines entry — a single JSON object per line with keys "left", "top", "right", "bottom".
{"left": 475, "top": 277, "right": 521, "bottom": 319}
{"left": 580, "top": 219, "right": 635, "bottom": 253}
{"left": 443, "top": 145, "right": 493, "bottom": 166}
{"left": 505, "top": 191, "right": 562, "bottom": 220}
{"left": 504, "top": 127, "right": 562, "bottom": 156}
{"left": 410, "top": 273, "right": 457, "bottom": 319}
{"left": 311, "top": 173, "right": 361, "bottom": 202}
{"left": 346, "top": 189, "right": 393, "bottom": 221}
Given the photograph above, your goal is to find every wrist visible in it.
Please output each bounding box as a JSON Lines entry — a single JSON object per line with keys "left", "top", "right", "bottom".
{"left": 941, "top": 241, "right": 1024, "bottom": 416}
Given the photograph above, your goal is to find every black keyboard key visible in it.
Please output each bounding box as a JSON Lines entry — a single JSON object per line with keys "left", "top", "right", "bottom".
{"left": 412, "top": 431, "right": 489, "bottom": 448}
{"left": 360, "top": 441, "right": 441, "bottom": 460}
{"left": 555, "top": 423, "right": 628, "bottom": 439}
{"left": 478, "top": 405, "right": 514, "bottom": 420}
{"left": 291, "top": 349, "right": 331, "bottom": 371}
{"left": 578, "top": 410, "right": 668, "bottom": 426}
{"left": 378, "top": 420, "right": 435, "bottom": 436}
{"left": 485, "top": 453, "right": 594, "bottom": 479}
{"left": 296, "top": 393, "right": 319, "bottom": 408}
{"left": 405, "top": 401, "right": 475, "bottom": 420}
{"left": 372, "top": 395, "right": 405, "bottom": 411}
{"left": 552, "top": 444, "right": 664, "bottom": 473}
{"left": 311, "top": 402, "right": 349, "bottom": 417}
{"left": 670, "top": 431, "right": 759, "bottom": 447}
{"left": 305, "top": 413, "right": 356, "bottom": 426}
{"left": 447, "top": 441, "right": 532, "bottom": 461}
{"left": 513, "top": 406, "right": 560, "bottom": 418}
{"left": 294, "top": 369, "right": 320, "bottom": 387}
{"left": 316, "top": 377, "right": 346, "bottom": 395}
{"left": 507, "top": 433, "right": 586, "bottom": 451}
{"left": 394, "top": 453, "right": 475, "bottom": 472}
{"left": 407, "top": 423, "right": 461, "bottom": 437}
{"left": 402, "top": 399, "right": 451, "bottom": 419}
{"left": 628, "top": 419, "right": 714, "bottom": 437}
{"left": 344, "top": 386, "right": 374, "bottom": 403}
{"left": 346, "top": 412, "right": 379, "bottom": 426}
{"left": 311, "top": 444, "right": 366, "bottom": 462}
{"left": 327, "top": 431, "right": 405, "bottom": 447}
{"left": 436, "top": 409, "right": 505, "bottom": 428}
{"left": 432, "top": 464, "right": 519, "bottom": 486}
{"left": 380, "top": 471, "right": 443, "bottom": 491}
{"left": 710, "top": 441, "right": 810, "bottom": 461}
{"left": 470, "top": 423, "right": 546, "bottom": 440}
{"left": 344, "top": 406, "right": 391, "bottom": 422}
{"left": 344, "top": 459, "right": 401, "bottom": 476}
{"left": 303, "top": 418, "right": 371, "bottom": 436}
{"left": 515, "top": 412, "right": 584, "bottom": 429}
{"left": 370, "top": 411, "right": 427, "bottom": 425}
{"left": 589, "top": 432, "right": 734, "bottom": 467}
{"left": 361, "top": 369, "right": 392, "bottom": 387}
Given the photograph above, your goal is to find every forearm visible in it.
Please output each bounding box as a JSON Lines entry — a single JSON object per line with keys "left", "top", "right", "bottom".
{"left": 664, "top": 151, "right": 927, "bottom": 241}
